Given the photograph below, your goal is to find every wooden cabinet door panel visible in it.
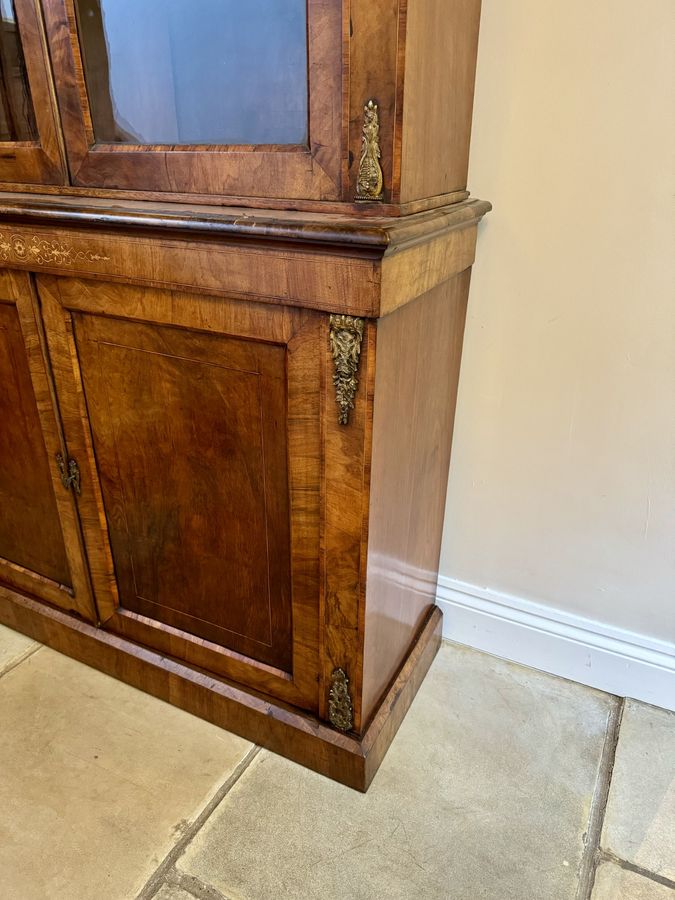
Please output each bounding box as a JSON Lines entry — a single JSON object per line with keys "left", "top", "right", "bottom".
{"left": 73, "top": 315, "right": 293, "bottom": 670}
{"left": 0, "top": 0, "right": 66, "bottom": 185}
{"left": 0, "top": 270, "right": 93, "bottom": 616}
{"left": 39, "top": 276, "right": 322, "bottom": 711}
{"left": 41, "top": 0, "right": 342, "bottom": 201}
{"left": 0, "top": 300, "right": 68, "bottom": 582}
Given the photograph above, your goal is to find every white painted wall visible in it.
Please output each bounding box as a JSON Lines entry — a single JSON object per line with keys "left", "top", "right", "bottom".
{"left": 439, "top": 0, "right": 675, "bottom": 702}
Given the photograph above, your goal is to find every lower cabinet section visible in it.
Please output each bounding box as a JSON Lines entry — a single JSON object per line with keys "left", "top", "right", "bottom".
{"left": 0, "top": 211, "right": 479, "bottom": 789}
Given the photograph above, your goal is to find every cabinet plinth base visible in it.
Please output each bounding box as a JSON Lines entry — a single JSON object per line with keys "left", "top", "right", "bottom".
{"left": 0, "top": 585, "right": 442, "bottom": 791}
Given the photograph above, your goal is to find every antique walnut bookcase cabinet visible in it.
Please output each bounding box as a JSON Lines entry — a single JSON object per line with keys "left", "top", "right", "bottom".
{"left": 0, "top": 0, "right": 489, "bottom": 789}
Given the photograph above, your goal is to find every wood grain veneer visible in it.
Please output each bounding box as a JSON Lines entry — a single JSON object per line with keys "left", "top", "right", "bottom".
{"left": 398, "top": 0, "right": 482, "bottom": 204}
{"left": 0, "top": 299, "right": 69, "bottom": 585}
{"left": 37, "top": 275, "right": 325, "bottom": 712}
{"left": 0, "top": 268, "right": 93, "bottom": 616}
{"left": 72, "top": 314, "right": 294, "bottom": 671}
{"left": 361, "top": 271, "right": 471, "bottom": 724}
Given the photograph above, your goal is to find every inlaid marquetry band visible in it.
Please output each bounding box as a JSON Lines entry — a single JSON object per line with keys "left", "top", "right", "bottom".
{"left": 0, "top": 232, "right": 109, "bottom": 267}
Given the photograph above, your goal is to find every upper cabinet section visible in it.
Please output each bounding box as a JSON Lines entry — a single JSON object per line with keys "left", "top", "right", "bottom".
{"left": 3, "top": 0, "right": 482, "bottom": 213}
{"left": 0, "top": 0, "right": 65, "bottom": 184}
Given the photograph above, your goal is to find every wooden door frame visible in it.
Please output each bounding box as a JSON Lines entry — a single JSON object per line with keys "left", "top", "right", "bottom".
{"left": 0, "top": 0, "right": 66, "bottom": 184}
{"left": 41, "top": 0, "right": 343, "bottom": 201}
{"left": 0, "top": 269, "right": 94, "bottom": 616}
{"left": 37, "top": 274, "right": 323, "bottom": 713}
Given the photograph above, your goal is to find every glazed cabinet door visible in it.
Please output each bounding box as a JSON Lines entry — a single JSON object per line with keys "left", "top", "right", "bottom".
{"left": 0, "top": 0, "right": 65, "bottom": 184}
{"left": 41, "top": 0, "right": 342, "bottom": 202}
{"left": 0, "top": 269, "right": 93, "bottom": 617}
{"left": 38, "top": 276, "right": 322, "bottom": 712}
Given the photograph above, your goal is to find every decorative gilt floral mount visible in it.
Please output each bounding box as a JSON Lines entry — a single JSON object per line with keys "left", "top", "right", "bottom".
{"left": 356, "top": 99, "right": 384, "bottom": 202}
{"left": 328, "top": 668, "right": 354, "bottom": 732}
{"left": 329, "top": 314, "right": 365, "bottom": 426}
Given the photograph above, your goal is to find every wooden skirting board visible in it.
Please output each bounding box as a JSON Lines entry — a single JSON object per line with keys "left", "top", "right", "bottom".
{"left": 0, "top": 585, "right": 442, "bottom": 792}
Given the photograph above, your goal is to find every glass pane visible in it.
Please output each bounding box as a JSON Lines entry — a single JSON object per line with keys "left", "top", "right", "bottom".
{"left": 75, "top": 0, "right": 309, "bottom": 146}
{"left": 0, "top": 0, "right": 37, "bottom": 142}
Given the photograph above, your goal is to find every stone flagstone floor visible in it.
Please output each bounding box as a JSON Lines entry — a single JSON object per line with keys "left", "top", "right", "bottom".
{"left": 1, "top": 623, "right": 673, "bottom": 899}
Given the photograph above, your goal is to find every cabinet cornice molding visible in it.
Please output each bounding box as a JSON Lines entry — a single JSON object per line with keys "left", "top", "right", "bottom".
{"left": 0, "top": 197, "right": 490, "bottom": 318}
{"left": 0, "top": 193, "right": 490, "bottom": 251}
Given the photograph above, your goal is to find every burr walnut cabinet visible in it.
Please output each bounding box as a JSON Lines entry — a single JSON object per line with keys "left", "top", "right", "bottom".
{"left": 0, "top": 0, "right": 489, "bottom": 789}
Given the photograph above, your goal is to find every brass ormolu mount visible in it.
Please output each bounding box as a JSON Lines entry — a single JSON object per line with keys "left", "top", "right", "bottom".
{"left": 356, "top": 99, "right": 384, "bottom": 202}
{"left": 328, "top": 315, "right": 365, "bottom": 426}
{"left": 328, "top": 667, "right": 354, "bottom": 732}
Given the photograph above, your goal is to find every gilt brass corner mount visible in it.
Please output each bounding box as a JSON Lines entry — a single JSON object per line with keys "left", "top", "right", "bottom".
{"left": 56, "top": 453, "right": 81, "bottom": 495}
{"left": 356, "top": 99, "right": 384, "bottom": 202}
{"left": 329, "top": 314, "right": 365, "bottom": 426}
{"left": 328, "top": 668, "right": 354, "bottom": 732}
